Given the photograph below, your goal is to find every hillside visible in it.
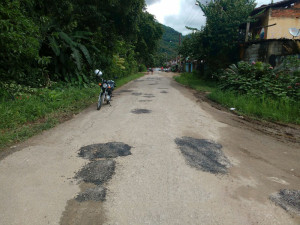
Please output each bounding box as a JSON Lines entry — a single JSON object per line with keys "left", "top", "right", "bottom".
{"left": 158, "top": 25, "right": 182, "bottom": 60}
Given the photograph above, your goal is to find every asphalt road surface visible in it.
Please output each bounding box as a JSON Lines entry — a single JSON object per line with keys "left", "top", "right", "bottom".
{"left": 1, "top": 72, "right": 300, "bottom": 225}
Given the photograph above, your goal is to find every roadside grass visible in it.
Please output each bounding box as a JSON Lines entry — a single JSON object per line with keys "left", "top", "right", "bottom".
{"left": 174, "top": 73, "right": 217, "bottom": 92}
{"left": 0, "top": 72, "right": 144, "bottom": 150}
{"left": 175, "top": 73, "right": 300, "bottom": 124}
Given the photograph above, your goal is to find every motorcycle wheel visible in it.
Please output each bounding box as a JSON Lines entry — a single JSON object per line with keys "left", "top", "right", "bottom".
{"left": 97, "top": 93, "right": 103, "bottom": 110}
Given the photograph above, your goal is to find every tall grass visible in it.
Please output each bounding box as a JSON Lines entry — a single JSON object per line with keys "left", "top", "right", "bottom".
{"left": 174, "top": 73, "right": 300, "bottom": 124}
{"left": 0, "top": 73, "right": 144, "bottom": 150}
{"left": 209, "top": 90, "right": 300, "bottom": 124}
{"left": 174, "top": 73, "right": 217, "bottom": 92}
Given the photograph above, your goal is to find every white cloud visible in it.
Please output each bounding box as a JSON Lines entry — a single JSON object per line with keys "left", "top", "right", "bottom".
{"left": 147, "top": 0, "right": 181, "bottom": 23}
{"left": 146, "top": 0, "right": 284, "bottom": 35}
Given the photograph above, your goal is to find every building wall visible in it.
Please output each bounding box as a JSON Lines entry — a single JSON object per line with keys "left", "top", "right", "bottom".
{"left": 267, "top": 2, "right": 300, "bottom": 39}
{"left": 267, "top": 17, "right": 300, "bottom": 39}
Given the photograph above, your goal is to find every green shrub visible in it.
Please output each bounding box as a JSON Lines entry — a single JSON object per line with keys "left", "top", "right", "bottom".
{"left": 138, "top": 64, "right": 147, "bottom": 72}
{"left": 217, "top": 58, "right": 300, "bottom": 101}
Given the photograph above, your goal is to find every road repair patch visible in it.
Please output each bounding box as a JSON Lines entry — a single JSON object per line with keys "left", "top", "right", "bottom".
{"left": 79, "top": 142, "right": 132, "bottom": 159}
{"left": 175, "top": 137, "right": 231, "bottom": 174}
{"left": 131, "top": 109, "right": 152, "bottom": 114}
{"left": 270, "top": 189, "right": 300, "bottom": 216}
{"left": 76, "top": 186, "right": 106, "bottom": 202}
{"left": 76, "top": 160, "right": 115, "bottom": 185}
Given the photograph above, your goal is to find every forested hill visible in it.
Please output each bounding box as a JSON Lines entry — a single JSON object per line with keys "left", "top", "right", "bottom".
{"left": 158, "top": 25, "right": 182, "bottom": 59}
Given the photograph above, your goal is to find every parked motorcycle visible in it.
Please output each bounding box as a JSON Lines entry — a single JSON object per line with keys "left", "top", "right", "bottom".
{"left": 95, "top": 70, "right": 116, "bottom": 110}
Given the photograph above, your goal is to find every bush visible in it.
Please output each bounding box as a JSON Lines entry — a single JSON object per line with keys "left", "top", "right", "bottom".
{"left": 217, "top": 58, "right": 300, "bottom": 101}
{"left": 138, "top": 64, "right": 147, "bottom": 72}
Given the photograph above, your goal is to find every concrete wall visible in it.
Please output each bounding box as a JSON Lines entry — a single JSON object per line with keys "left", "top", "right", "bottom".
{"left": 242, "top": 39, "right": 300, "bottom": 67}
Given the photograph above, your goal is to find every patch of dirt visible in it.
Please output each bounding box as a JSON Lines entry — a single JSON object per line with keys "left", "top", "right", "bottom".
{"left": 175, "top": 137, "right": 231, "bottom": 174}
{"left": 79, "top": 142, "right": 132, "bottom": 160}
{"left": 76, "top": 160, "right": 115, "bottom": 185}
{"left": 131, "top": 109, "right": 152, "bottom": 114}
{"left": 270, "top": 189, "right": 300, "bottom": 216}
{"left": 76, "top": 186, "right": 106, "bottom": 202}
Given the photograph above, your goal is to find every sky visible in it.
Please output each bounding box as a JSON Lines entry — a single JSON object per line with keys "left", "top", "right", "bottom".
{"left": 146, "top": 0, "right": 283, "bottom": 35}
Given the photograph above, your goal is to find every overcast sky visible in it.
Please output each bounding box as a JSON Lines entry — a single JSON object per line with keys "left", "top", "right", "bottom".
{"left": 146, "top": 0, "right": 283, "bottom": 35}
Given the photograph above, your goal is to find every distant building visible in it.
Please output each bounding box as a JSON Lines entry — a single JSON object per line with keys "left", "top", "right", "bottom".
{"left": 246, "top": 0, "right": 300, "bottom": 41}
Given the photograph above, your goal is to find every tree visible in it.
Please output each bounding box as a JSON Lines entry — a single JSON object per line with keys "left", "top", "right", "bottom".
{"left": 179, "top": 0, "right": 256, "bottom": 76}
{"left": 0, "top": 0, "right": 40, "bottom": 84}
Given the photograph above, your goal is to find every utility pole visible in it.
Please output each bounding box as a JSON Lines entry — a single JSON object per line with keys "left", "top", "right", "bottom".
{"left": 178, "top": 33, "right": 182, "bottom": 71}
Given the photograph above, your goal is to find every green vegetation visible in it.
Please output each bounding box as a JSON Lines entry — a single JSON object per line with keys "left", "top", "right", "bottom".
{"left": 0, "top": 0, "right": 162, "bottom": 88}
{"left": 0, "top": 73, "right": 144, "bottom": 150}
{"left": 175, "top": 70, "right": 300, "bottom": 124}
{"left": 179, "top": 0, "right": 256, "bottom": 74}
{"left": 176, "top": 1, "right": 299, "bottom": 125}
{"left": 209, "top": 90, "right": 300, "bottom": 124}
{"left": 154, "top": 25, "right": 183, "bottom": 66}
{"left": 174, "top": 73, "right": 216, "bottom": 93}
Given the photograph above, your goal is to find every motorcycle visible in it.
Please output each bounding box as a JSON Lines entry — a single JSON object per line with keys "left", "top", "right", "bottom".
{"left": 95, "top": 70, "right": 116, "bottom": 110}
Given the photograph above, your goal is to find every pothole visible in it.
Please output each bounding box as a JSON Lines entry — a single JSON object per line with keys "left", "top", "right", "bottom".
{"left": 175, "top": 137, "right": 231, "bottom": 174}
{"left": 132, "top": 92, "right": 143, "bottom": 96}
{"left": 143, "top": 94, "right": 155, "bottom": 98}
{"left": 270, "top": 189, "right": 300, "bottom": 216}
{"left": 79, "top": 142, "right": 132, "bottom": 159}
{"left": 160, "top": 91, "right": 168, "bottom": 93}
{"left": 75, "top": 160, "right": 115, "bottom": 185}
{"left": 139, "top": 100, "right": 152, "bottom": 102}
{"left": 131, "top": 109, "right": 152, "bottom": 114}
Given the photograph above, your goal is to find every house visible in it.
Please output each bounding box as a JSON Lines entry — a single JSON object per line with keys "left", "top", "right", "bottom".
{"left": 240, "top": 0, "right": 300, "bottom": 66}
{"left": 246, "top": 0, "right": 300, "bottom": 41}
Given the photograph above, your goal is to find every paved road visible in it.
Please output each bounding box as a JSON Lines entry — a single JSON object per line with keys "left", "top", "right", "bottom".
{"left": 0, "top": 72, "right": 300, "bottom": 225}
